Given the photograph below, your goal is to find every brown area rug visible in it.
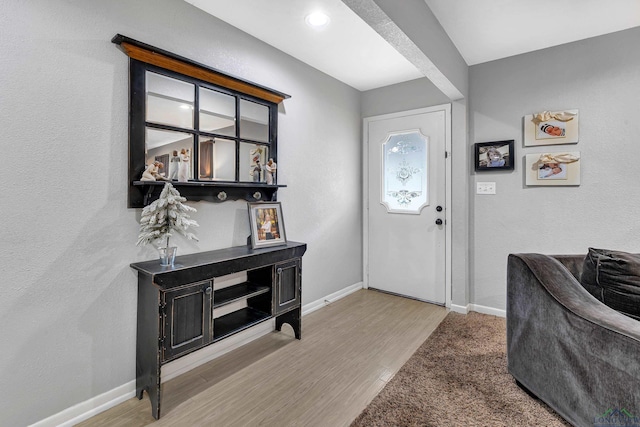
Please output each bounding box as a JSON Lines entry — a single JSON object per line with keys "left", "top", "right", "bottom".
{"left": 351, "top": 312, "right": 570, "bottom": 427}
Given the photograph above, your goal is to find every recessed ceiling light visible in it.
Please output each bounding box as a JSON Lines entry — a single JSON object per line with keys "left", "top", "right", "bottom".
{"left": 305, "top": 11, "right": 330, "bottom": 28}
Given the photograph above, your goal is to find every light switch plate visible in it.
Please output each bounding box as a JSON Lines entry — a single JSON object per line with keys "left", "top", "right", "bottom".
{"left": 477, "top": 182, "right": 496, "bottom": 195}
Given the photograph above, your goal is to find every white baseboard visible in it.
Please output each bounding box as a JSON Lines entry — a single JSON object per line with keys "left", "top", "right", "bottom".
{"left": 449, "top": 303, "right": 505, "bottom": 317}
{"left": 32, "top": 282, "right": 364, "bottom": 427}
{"left": 29, "top": 381, "right": 136, "bottom": 427}
{"left": 449, "top": 303, "right": 469, "bottom": 314}
{"left": 469, "top": 304, "right": 506, "bottom": 318}
{"left": 302, "top": 282, "right": 363, "bottom": 315}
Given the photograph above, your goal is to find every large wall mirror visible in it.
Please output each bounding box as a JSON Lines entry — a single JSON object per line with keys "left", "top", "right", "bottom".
{"left": 114, "top": 34, "right": 290, "bottom": 207}
{"left": 141, "top": 68, "right": 272, "bottom": 184}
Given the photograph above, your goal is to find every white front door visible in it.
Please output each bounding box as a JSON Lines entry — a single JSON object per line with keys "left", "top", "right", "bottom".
{"left": 364, "top": 105, "right": 450, "bottom": 304}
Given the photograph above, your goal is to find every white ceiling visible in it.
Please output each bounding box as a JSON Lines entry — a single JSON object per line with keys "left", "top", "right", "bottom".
{"left": 426, "top": 0, "right": 640, "bottom": 66}
{"left": 184, "top": 0, "right": 424, "bottom": 91}
{"left": 185, "top": 0, "right": 640, "bottom": 92}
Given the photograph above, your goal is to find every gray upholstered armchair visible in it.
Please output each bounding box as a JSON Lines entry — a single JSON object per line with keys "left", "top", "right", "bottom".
{"left": 507, "top": 253, "right": 640, "bottom": 427}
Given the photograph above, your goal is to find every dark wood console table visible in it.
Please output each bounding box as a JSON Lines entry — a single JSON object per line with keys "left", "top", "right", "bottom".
{"left": 130, "top": 241, "right": 307, "bottom": 419}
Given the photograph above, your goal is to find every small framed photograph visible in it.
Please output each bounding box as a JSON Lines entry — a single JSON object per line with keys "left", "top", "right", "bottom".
{"left": 247, "top": 202, "right": 287, "bottom": 249}
{"left": 525, "top": 152, "right": 581, "bottom": 186}
{"left": 474, "top": 140, "right": 514, "bottom": 171}
{"left": 524, "top": 109, "right": 579, "bottom": 146}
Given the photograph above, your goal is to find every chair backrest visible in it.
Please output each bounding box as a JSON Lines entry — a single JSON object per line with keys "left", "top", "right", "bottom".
{"left": 551, "top": 254, "right": 585, "bottom": 281}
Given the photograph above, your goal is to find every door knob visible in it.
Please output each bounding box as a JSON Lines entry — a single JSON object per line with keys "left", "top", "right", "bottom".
{"left": 436, "top": 205, "right": 443, "bottom": 212}
{"left": 435, "top": 218, "right": 443, "bottom": 225}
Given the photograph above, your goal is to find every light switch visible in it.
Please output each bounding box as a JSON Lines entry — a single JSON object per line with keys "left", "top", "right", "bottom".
{"left": 476, "top": 182, "right": 496, "bottom": 195}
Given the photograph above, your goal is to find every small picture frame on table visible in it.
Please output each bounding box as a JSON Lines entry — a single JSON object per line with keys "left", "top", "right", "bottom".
{"left": 474, "top": 140, "right": 515, "bottom": 171}
{"left": 248, "top": 202, "right": 287, "bottom": 249}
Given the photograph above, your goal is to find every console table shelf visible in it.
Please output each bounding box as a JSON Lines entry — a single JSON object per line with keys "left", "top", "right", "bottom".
{"left": 213, "top": 282, "right": 271, "bottom": 308}
{"left": 130, "top": 241, "right": 306, "bottom": 419}
{"left": 213, "top": 307, "right": 271, "bottom": 341}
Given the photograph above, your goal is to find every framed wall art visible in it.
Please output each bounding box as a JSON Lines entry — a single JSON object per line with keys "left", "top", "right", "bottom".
{"left": 247, "top": 202, "right": 287, "bottom": 249}
{"left": 524, "top": 109, "right": 579, "bottom": 146}
{"left": 525, "top": 152, "right": 581, "bottom": 186}
{"left": 474, "top": 140, "right": 514, "bottom": 171}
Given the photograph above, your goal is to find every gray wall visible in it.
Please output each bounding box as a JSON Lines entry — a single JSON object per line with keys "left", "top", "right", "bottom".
{"left": 469, "top": 27, "right": 640, "bottom": 310}
{"left": 450, "top": 99, "right": 470, "bottom": 307}
{"left": 361, "top": 78, "right": 450, "bottom": 118}
{"left": 0, "top": 0, "right": 362, "bottom": 425}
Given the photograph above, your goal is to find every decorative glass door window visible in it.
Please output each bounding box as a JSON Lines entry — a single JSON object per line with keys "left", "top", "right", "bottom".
{"left": 381, "top": 130, "right": 429, "bottom": 214}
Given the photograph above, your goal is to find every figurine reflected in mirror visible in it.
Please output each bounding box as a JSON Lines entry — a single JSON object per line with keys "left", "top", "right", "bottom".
{"left": 265, "top": 158, "right": 277, "bottom": 184}
{"left": 168, "top": 150, "right": 180, "bottom": 180}
{"left": 141, "top": 161, "right": 168, "bottom": 181}
{"left": 178, "top": 148, "right": 190, "bottom": 182}
{"left": 252, "top": 158, "right": 262, "bottom": 182}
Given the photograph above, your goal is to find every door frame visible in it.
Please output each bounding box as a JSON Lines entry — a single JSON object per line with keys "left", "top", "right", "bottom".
{"left": 362, "top": 104, "right": 452, "bottom": 308}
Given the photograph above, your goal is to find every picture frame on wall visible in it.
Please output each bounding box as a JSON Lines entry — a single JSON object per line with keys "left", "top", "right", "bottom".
{"left": 247, "top": 202, "right": 287, "bottom": 249}
{"left": 474, "top": 140, "right": 515, "bottom": 171}
{"left": 525, "top": 152, "right": 581, "bottom": 186}
{"left": 524, "top": 109, "right": 579, "bottom": 146}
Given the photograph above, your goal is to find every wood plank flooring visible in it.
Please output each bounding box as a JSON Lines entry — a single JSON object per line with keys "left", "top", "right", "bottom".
{"left": 78, "top": 289, "right": 447, "bottom": 427}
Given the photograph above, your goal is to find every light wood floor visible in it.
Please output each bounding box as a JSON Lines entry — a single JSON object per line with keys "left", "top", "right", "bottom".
{"left": 78, "top": 289, "right": 447, "bottom": 427}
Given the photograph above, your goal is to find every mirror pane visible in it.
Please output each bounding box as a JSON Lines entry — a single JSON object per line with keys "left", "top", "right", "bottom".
{"left": 145, "top": 127, "right": 194, "bottom": 182}
{"left": 199, "top": 136, "right": 236, "bottom": 181}
{"left": 239, "top": 143, "right": 269, "bottom": 183}
{"left": 240, "top": 100, "right": 269, "bottom": 142}
{"left": 199, "top": 88, "right": 236, "bottom": 136}
{"left": 146, "top": 72, "right": 194, "bottom": 129}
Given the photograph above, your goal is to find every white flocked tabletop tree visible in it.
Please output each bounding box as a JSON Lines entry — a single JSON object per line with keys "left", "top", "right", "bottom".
{"left": 136, "top": 183, "right": 199, "bottom": 251}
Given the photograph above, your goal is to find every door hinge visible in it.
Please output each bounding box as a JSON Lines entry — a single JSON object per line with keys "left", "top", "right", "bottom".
{"left": 445, "top": 151, "right": 449, "bottom": 158}
{"left": 159, "top": 302, "right": 167, "bottom": 315}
